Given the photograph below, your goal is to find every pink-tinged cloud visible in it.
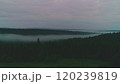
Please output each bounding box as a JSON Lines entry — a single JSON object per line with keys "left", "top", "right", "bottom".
{"left": 0, "top": 0, "right": 120, "bottom": 29}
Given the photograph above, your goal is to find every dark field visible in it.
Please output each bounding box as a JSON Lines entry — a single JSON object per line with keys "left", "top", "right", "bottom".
{"left": 0, "top": 32, "right": 120, "bottom": 67}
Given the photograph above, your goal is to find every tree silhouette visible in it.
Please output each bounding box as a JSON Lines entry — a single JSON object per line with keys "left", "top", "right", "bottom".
{"left": 37, "top": 38, "right": 40, "bottom": 44}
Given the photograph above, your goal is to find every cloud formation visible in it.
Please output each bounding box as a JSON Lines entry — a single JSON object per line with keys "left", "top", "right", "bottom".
{"left": 0, "top": 0, "right": 120, "bottom": 29}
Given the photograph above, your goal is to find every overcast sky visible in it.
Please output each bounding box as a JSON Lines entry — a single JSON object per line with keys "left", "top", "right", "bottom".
{"left": 0, "top": 0, "right": 120, "bottom": 30}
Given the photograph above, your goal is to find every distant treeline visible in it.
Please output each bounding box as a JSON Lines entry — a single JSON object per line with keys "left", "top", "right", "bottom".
{"left": 0, "top": 32, "right": 120, "bottom": 67}
{"left": 0, "top": 28, "right": 93, "bottom": 35}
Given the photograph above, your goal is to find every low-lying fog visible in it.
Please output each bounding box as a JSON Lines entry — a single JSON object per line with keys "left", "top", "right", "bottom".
{"left": 0, "top": 34, "right": 99, "bottom": 42}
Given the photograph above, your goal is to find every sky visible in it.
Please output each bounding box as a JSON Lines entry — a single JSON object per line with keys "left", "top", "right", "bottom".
{"left": 0, "top": 0, "right": 120, "bottom": 30}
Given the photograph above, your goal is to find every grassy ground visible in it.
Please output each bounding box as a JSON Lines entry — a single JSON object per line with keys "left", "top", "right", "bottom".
{"left": 0, "top": 33, "right": 119, "bottom": 67}
{"left": 0, "top": 59, "right": 112, "bottom": 68}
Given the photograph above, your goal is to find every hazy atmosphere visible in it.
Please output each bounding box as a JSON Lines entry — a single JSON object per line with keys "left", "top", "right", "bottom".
{"left": 0, "top": 0, "right": 120, "bottom": 68}
{"left": 0, "top": 0, "right": 120, "bottom": 29}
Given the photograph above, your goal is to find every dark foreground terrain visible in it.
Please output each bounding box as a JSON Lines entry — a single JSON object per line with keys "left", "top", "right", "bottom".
{"left": 0, "top": 32, "right": 120, "bottom": 67}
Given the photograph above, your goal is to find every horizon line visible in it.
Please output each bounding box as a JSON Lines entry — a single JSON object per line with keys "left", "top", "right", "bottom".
{"left": 0, "top": 27, "right": 120, "bottom": 31}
